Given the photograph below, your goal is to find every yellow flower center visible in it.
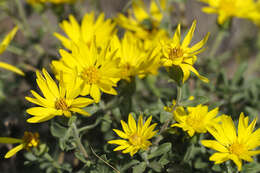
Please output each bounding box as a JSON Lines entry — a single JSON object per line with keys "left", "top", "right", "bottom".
{"left": 129, "top": 133, "right": 142, "bottom": 146}
{"left": 22, "top": 131, "right": 39, "bottom": 150}
{"left": 55, "top": 98, "right": 69, "bottom": 111}
{"left": 186, "top": 116, "right": 203, "bottom": 132}
{"left": 121, "top": 63, "right": 133, "bottom": 79}
{"left": 81, "top": 66, "right": 100, "bottom": 84}
{"left": 168, "top": 47, "right": 184, "bottom": 60}
{"left": 229, "top": 142, "right": 247, "bottom": 156}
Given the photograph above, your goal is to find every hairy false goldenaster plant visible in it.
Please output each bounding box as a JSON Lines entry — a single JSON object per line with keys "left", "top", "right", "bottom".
{"left": 201, "top": 113, "right": 260, "bottom": 171}
{"left": 25, "top": 68, "right": 94, "bottom": 123}
{"left": 110, "top": 32, "right": 160, "bottom": 81}
{"left": 160, "top": 20, "right": 209, "bottom": 83}
{"left": 199, "top": 0, "right": 259, "bottom": 25}
{"left": 54, "top": 12, "right": 116, "bottom": 50}
{"left": 0, "top": 131, "right": 39, "bottom": 158}
{"left": 52, "top": 41, "right": 120, "bottom": 103}
{"left": 171, "top": 104, "right": 220, "bottom": 137}
{"left": 108, "top": 114, "right": 157, "bottom": 156}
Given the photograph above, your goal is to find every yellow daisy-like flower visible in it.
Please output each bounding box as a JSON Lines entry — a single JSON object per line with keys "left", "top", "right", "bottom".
{"left": 25, "top": 68, "right": 94, "bottom": 123}
{"left": 201, "top": 113, "right": 260, "bottom": 171}
{"left": 171, "top": 104, "right": 219, "bottom": 137}
{"left": 110, "top": 32, "right": 160, "bottom": 81}
{"left": 160, "top": 20, "right": 210, "bottom": 83}
{"left": 51, "top": 41, "right": 120, "bottom": 103}
{"left": 27, "top": 0, "right": 76, "bottom": 5}
{"left": 108, "top": 114, "right": 157, "bottom": 156}
{"left": 116, "top": 0, "right": 169, "bottom": 51}
{"left": 0, "top": 131, "right": 39, "bottom": 158}
{"left": 54, "top": 12, "right": 116, "bottom": 50}
{"left": 199, "top": 0, "right": 258, "bottom": 25}
{"left": 0, "top": 26, "right": 24, "bottom": 76}
{"left": 116, "top": 0, "right": 166, "bottom": 40}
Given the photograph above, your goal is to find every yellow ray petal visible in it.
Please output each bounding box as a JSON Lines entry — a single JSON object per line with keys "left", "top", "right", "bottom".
{"left": 5, "top": 144, "right": 24, "bottom": 158}
{"left": 0, "top": 62, "right": 24, "bottom": 76}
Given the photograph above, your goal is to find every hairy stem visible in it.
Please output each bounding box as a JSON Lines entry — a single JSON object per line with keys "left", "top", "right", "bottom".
{"left": 72, "top": 122, "right": 89, "bottom": 159}
{"left": 154, "top": 86, "right": 182, "bottom": 145}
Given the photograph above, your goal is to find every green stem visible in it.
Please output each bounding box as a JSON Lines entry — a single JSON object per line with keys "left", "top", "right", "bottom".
{"left": 72, "top": 122, "right": 89, "bottom": 159}
{"left": 209, "top": 30, "right": 227, "bottom": 58}
{"left": 14, "top": 0, "right": 32, "bottom": 37}
{"left": 154, "top": 86, "right": 182, "bottom": 145}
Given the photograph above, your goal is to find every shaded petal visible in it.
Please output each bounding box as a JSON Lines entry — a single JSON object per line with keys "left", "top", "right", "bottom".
{"left": 209, "top": 152, "right": 230, "bottom": 164}
{"left": 0, "top": 137, "right": 22, "bottom": 144}
{"left": 182, "top": 20, "right": 196, "bottom": 48}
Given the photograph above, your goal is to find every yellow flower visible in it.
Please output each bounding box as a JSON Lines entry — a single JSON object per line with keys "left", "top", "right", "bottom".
{"left": 199, "top": 0, "right": 259, "bottom": 25}
{"left": 171, "top": 104, "right": 219, "bottom": 137}
{"left": 25, "top": 68, "right": 94, "bottom": 123}
{"left": 160, "top": 20, "right": 209, "bottom": 83}
{"left": 0, "top": 26, "right": 24, "bottom": 76}
{"left": 0, "top": 131, "right": 39, "bottom": 158}
{"left": 51, "top": 41, "right": 120, "bottom": 103}
{"left": 201, "top": 113, "right": 260, "bottom": 171}
{"left": 108, "top": 113, "right": 157, "bottom": 156}
{"left": 116, "top": 0, "right": 167, "bottom": 40}
{"left": 54, "top": 12, "right": 116, "bottom": 50}
{"left": 27, "top": 0, "right": 76, "bottom": 5}
{"left": 116, "top": 0, "right": 169, "bottom": 51}
{"left": 110, "top": 32, "right": 160, "bottom": 81}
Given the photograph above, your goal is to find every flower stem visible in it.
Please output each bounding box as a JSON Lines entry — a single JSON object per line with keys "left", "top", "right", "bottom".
{"left": 72, "top": 122, "right": 89, "bottom": 159}
{"left": 154, "top": 86, "right": 182, "bottom": 145}
{"left": 14, "top": 0, "right": 32, "bottom": 37}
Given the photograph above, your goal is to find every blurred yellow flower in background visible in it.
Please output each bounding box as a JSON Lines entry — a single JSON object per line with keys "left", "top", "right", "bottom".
{"left": 54, "top": 12, "right": 116, "bottom": 50}
{"left": 52, "top": 41, "right": 120, "bottom": 103}
{"left": 0, "top": 26, "right": 24, "bottom": 76}
{"left": 201, "top": 113, "right": 260, "bottom": 171}
{"left": 110, "top": 32, "right": 160, "bottom": 81}
{"left": 0, "top": 131, "right": 39, "bottom": 158}
{"left": 171, "top": 104, "right": 219, "bottom": 137}
{"left": 160, "top": 20, "right": 209, "bottom": 83}
{"left": 27, "top": 0, "right": 76, "bottom": 5}
{"left": 25, "top": 68, "right": 93, "bottom": 123}
{"left": 116, "top": 0, "right": 169, "bottom": 50}
{"left": 108, "top": 113, "right": 157, "bottom": 156}
{"left": 116, "top": 0, "right": 167, "bottom": 39}
{"left": 199, "top": 0, "right": 259, "bottom": 25}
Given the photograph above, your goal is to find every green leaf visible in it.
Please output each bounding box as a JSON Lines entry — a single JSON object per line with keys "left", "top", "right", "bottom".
{"left": 167, "top": 66, "right": 183, "bottom": 86}
{"left": 120, "top": 160, "right": 140, "bottom": 172}
{"left": 133, "top": 162, "right": 146, "bottom": 173}
{"left": 148, "top": 143, "right": 172, "bottom": 159}
{"left": 180, "top": 96, "right": 209, "bottom": 107}
{"left": 232, "top": 62, "right": 247, "bottom": 85}
{"left": 242, "top": 162, "right": 260, "bottom": 173}
{"left": 149, "top": 161, "right": 162, "bottom": 172}
{"left": 50, "top": 121, "right": 67, "bottom": 138}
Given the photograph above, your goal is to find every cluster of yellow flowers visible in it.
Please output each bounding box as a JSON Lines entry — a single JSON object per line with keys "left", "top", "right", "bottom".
{"left": 0, "top": 0, "right": 259, "bottom": 171}
{"left": 165, "top": 101, "right": 260, "bottom": 171}
{"left": 199, "top": 0, "right": 260, "bottom": 25}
